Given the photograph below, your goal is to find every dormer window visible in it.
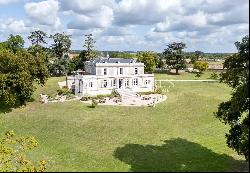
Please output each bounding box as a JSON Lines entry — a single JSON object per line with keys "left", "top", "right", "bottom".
{"left": 135, "top": 68, "right": 138, "bottom": 75}
{"left": 119, "top": 68, "right": 123, "bottom": 74}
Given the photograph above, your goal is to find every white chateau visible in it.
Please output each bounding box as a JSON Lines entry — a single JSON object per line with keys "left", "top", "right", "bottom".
{"left": 72, "top": 57, "right": 155, "bottom": 96}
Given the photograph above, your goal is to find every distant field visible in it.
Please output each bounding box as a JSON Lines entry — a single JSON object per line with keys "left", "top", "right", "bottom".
{"left": 0, "top": 75, "right": 247, "bottom": 172}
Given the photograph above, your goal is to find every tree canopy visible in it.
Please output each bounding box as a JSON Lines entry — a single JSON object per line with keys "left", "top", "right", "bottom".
{"left": 163, "top": 42, "right": 186, "bottom": 74}
{"left": 193, "top": 61, "right": 209, "bottom": 77}
{"left": 0, "top": 35, "right": 48, "bottom": 106}
{"left": 5, "top": 34, "right": 25, "bottom": 53}
{"left": 49, "top": 33, "right": 72, "bottom": 76}
{"left": 137, "top": 52, "right": 156, "bottom": 73}
{"left": 28, "top": 30, "right": 47, "bottom": 46}
{"left": 50, "top": 33, "right": 71, "bottom": 59}
{"left": 83, "top": 34, "right": 97, "bottom": 60}
{"left": 215, "top": 35, "right": 249, "bottom": 161}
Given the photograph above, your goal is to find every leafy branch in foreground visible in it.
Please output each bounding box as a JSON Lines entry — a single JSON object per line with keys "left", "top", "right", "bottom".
{"left": 0, "top": 130, "right": 47, "bottom": 172}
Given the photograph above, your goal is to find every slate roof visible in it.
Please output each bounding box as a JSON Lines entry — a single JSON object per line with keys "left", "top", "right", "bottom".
{"left": 89, "top": 58, "right": 135, "bottom": 65}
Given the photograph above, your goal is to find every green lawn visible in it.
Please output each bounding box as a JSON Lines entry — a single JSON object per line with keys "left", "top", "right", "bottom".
{"left": 0, "top": 75, "right": 248, "bottom": 172}
{"left": 154, "top": 71, "right": 218, "bottom": 80}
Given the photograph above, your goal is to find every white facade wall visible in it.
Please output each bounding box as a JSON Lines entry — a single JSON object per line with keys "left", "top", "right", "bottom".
{"left": 93, "top": 63, "right": 144, "bottom": 76}
{"left": 74, "top": 60, "right": 154, "bottom": 96}
{"left": 75, "top": 74, "right": 154, "bottom": 96}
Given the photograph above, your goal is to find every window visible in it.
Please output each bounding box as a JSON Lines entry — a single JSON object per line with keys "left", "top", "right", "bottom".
{"left": 104, "top": 68, "right": 107, "bottom": 75}
{"left": 135, "top": 68, "right": 138, "bottom": 75}
{"left": 103, "top": 80, "right": 108, "bottom": 88}
{"left": 120, "top": 68, "right": 123, "bottom": 74}
{"left": 125, "top": 79, "right": 129, "bottom": 87}
{"left": 133, "top": 78, "right": 138, "bottom": 86}
{"left": 113, "top": 79, "right": 116, "bottom": 87}
{"left": 89, "top": 82, "right": 93, "bottom": 88}
{"left": 145, "top": 80, "right": 150, "bottom": 85}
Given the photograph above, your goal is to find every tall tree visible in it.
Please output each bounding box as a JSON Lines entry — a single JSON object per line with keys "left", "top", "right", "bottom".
{"left": 163, "top": 42, "right": 186, "bottom": 74}
{"left": 49, "top": 33, "right": 72, "bottom": 76}
{"left": 5, "top": 34, "right": 24, "bottom": 53}
{"left": 137, "top": 52, "right": 156, "bottom": 73}
{"left": 28, "top": 30, "right": 47, "bottom": 46}
{"left": 0, "top": 47, "right": 48, "bottom": 106}
{"left": 78, "top": 50, "right": 88, "bottom": 69}
{"left": 27, "top": 31, "right": 51, "bottom": 71}
{"left": 50, "top": 33, "right": 71, "bottom": 59}
{"left": 215, "top": 35, "right": 249, "bottom": 161}
{"left": 83, "top": 34, "right": 97, "bottom": 60}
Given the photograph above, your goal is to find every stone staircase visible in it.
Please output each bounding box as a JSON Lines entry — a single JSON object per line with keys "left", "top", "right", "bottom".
{"left": 116, "top": 88, "right": 139, "bottom": 100}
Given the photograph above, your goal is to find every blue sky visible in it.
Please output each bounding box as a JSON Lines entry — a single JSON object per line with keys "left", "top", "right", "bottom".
{"left": 0, "top": 0, "right": 249, "bottom": 53}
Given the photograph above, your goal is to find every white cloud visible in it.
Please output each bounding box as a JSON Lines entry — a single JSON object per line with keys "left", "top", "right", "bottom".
{"left": 154, "top": 11, "right": 209, "bottom": 32}
{"left": 67, "top": 5, "right": 114, "bottom": 30}
{"left": 60, "top": 0, "right": 115, "bottom": 30}
{"left": 60, "top": 0, "right": 115, "bottom": 14}
{"left": 0, "top": 18, "right": 28, "bottom": 34}
{"left": 24, "top": 0, "right": 61, "bottom": 27}
{"left": 146, "top": 22, "right": 249, "bottom": 52}
{"left": 114, "top": 0, "right": 182, "bottom": 25}
{"left": 114, "top": 0, "right": 249, "bottom": 29}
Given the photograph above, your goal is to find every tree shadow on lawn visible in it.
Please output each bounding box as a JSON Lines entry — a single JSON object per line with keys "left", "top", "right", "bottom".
{"left": 0, "top": 102, "right": 16, "bottom": 114}
{"left": 113, "top": 138, "right": 247, "bottom": 172}
{"left": 154, "top": 71, "right": 181, "bottom": 75}
{"left": 0, "top": 97, "right": 35, "bottom": 114}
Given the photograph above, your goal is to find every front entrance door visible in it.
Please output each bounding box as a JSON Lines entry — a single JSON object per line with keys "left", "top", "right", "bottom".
{"left": 119, "top": 79, "right": 123, "bottom": 88}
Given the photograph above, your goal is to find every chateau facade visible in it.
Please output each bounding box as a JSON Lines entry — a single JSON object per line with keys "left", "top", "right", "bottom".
{"left": 73, "top": 58, "right": 155, "bottom": 96}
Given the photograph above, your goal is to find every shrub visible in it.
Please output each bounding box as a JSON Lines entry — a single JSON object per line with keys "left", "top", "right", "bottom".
{"left": 193, "top": 61, "right": 209, "bottom": 77}
{"left": 57, "top": 88, "right": 68, "bottom": 95}
{"left": 138, "top": 91, "right": 155, "bottom": 96}
{"left": 62, "top": 86, "right": 68, "bottom": 89}
{"left": 80, "top": 96, "right": 92, "bottom": 101}
{"left": 195, "top": 72, "right": 202, "bottom": 78}
{"left": 96, "top": 94, "right": 111, "bottom": 100}
{"left": 138, "top": 88, "right": 163, "bottom": 96}
{"left": 0, "top": 130, "right": 47, "bottom": 172}
{"left": 91, "top": 99, "right": 98, "bottom": 108}
{"left": 57, "top": 87, "right": 73, "bottom": 97}
{"left": 110, "top": 89, "right": 120, "bottom": 98}
{"left": 66, "top": 93, "right": 75, "bottom": 100}
{"left": 47, "top": 94, "right": 57, "bottom": 101}
{"left": 210, "top": 72, "right": 219, "bottom": 80}
{"left": 155, "top": 87, "right": 163, "bottom": 94}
